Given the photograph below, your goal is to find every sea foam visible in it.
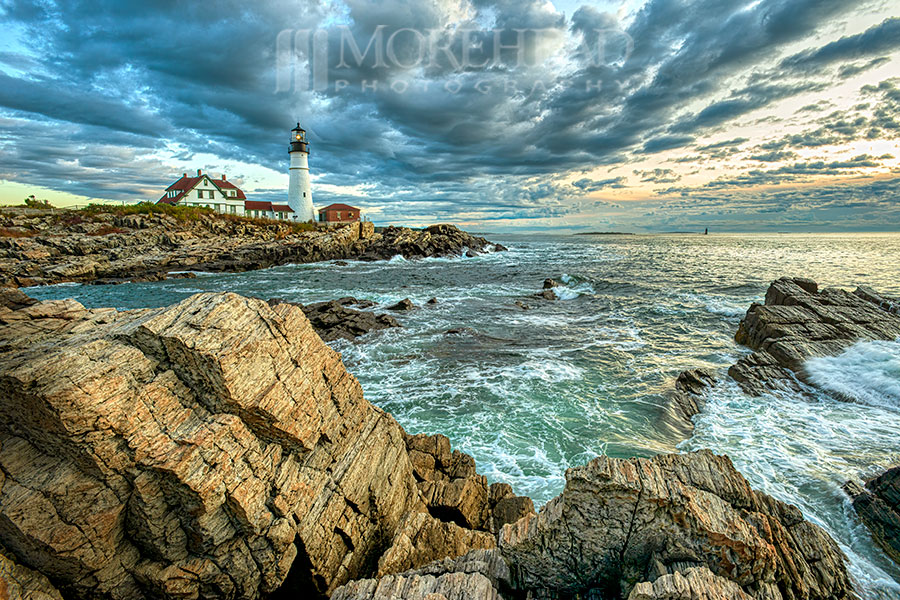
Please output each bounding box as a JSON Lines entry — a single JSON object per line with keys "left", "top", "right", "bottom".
{"left": 805, "top": 339, "right": 900, "bottom": 410}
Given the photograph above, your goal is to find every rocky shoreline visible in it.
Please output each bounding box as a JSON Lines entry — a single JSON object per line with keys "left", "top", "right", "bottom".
{"left": 0, "top": 208, "right": 504, "bottom": 287}
{"left": 0, "top": 279, "right": 897, "bottom": 598}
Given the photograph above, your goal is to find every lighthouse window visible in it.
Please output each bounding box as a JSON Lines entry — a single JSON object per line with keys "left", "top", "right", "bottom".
{"left": 303, "top": 192, "right": 306, "bottom": 197}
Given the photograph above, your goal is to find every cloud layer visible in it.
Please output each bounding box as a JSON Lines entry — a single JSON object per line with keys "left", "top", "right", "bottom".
{"left": 0, "top": 0, "right": 898, "bottom": 231}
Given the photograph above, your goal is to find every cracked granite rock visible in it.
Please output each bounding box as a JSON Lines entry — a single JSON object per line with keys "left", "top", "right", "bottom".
{"left": 498, "top": 450, "right": 855, "bottom": 600}
{"left": 0, "top": 291, "right": 494, "bottom": 599}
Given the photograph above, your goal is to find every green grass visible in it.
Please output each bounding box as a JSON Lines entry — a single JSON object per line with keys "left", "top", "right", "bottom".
{"left": 78, "top": 202, "right": 317, "bottom": 233}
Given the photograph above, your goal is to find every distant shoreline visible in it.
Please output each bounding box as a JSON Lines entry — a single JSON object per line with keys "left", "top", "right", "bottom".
{"left": 573, "top": 231, "right": 637, "bottom": 236}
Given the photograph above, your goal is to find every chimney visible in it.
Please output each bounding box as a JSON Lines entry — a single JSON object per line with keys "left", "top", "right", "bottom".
{"left": 182, "top": 172, "right": 187, "bottom": 178}
{"left": 222, "top": 174, "right": 227, "bottom": 181}
{"left": 197, "top": 168, "right": 202, "bottom": 176}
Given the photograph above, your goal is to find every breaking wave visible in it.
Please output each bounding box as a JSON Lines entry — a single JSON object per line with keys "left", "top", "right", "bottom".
{"left": 805, "top": 339, "right": 900, "bottom": 410}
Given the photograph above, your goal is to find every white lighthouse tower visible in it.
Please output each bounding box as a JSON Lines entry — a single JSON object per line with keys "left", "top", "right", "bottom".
{"left": 287, "top": 123, "right": 314, "bottom": 222}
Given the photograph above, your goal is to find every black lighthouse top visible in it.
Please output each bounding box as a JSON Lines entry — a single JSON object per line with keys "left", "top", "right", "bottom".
{"left": 290, "top": 123, "right": 309, "bottom": 153}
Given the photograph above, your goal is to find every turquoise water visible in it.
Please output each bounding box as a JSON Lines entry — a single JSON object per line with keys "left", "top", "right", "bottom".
{"left": 27, "top": 233, "right": 900, "bottom": 597}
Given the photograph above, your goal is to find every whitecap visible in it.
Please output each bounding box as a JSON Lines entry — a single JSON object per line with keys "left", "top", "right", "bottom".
{"left": 805, "top": 339, "right": 900, "bottom": 410}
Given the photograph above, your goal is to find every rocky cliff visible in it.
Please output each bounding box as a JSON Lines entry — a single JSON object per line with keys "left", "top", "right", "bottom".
{"left": 0, "top": 289, "right": 528, "bottom": 599}
{"left": 0, "top": 209, "right": 503, "bottom": 287}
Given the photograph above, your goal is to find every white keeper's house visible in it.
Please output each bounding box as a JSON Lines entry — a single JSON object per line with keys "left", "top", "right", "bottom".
{"left": 156, "top": 169, "right": 295, "bottom": 221}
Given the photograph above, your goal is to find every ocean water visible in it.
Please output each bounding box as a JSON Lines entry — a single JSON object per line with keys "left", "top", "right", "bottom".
{"left": 27, "top": 233, "right": 900, "bottom": 597}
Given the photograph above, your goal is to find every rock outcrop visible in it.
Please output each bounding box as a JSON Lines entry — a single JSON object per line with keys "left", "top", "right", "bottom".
{"left": 355, "top": 225, "right": 503, "bottom": 262}
{"left": 0, "top": 291, "right": 503, "bottom": 599}
{"left": 660, "top": 369, "right": 715, "bottom": 439}
{"left": 266, "top": 297, "right": 400, "bottom": 342}
{"left": 499, "top": 450, "right": 854, "bottom": 599}
{"left": 844, "top": 465, "right": 900, "bottom": 566}
{"left": 336, "top": 451, "right": 855, "bottom": 600}
{"left": 0, "top": 209, "right": 502, "bottom": 287}
{"left": 730, "top": 277, "right": 900, "bottom": 395}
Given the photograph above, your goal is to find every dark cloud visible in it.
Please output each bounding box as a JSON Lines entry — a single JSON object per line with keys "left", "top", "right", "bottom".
{"left": 0, "top": 0, "right": 896, "bottom": 230}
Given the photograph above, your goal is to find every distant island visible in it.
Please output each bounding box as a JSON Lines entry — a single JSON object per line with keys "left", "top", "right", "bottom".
{"left": 573, "top": 231, "right": 636, "bottom": 235}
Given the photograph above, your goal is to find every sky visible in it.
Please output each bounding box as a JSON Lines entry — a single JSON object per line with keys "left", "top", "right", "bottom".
{"left": 0, "top": 0, "right": 898, "bottom": 232}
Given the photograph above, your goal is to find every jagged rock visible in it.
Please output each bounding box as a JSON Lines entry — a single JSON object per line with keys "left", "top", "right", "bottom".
{"left": 404, "top": 434, "right": 535, "bottom": 535}
{"left": 0, "top": 546, "right": 65, "bottom": 600}
{"left": 376, "top": 512, "right": 495, "bottom": 577}
{"left": 0, "top": 210, "right": 502, "bottom": 287}
{"left": 266, "top": 297, "right": 400, "bottom": 342}
{"left": 0, "top": 293, "right": 429, "bottom": 599}
{"left": 660, "top": 369, "right": 716, "bottom": 439}
{"left": 844, "top": 465, "right": 900, "bottom": 565}
{"left": 386, "top": 299, "right": 415, "bottom": 311}
{"left": 499, "top": 450, "right": 854, "bottom": 600}
{"left": 627, "top": 567, "right": 751, "bottom": 600}
{"left": 333, "top": 549, "right": 510, "bottom": 600}
{"left": 730, "top": 278, "right": 900, "bottom": 395}
{"left": 543, "top": 279, "right": 560, "bottom": 289}
{"left": 355, "top": 224, "right": 497, "bottom": 262}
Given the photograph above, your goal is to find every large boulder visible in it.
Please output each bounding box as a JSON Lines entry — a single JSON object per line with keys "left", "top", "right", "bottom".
{"left": 730, "top": 278, "right": 900, "bottom": 395}
{"left": 499, "top": 450, "right": 854, "bottom": 600}
{"left": 0, "top": 291, "right": 490, "bottom": 599}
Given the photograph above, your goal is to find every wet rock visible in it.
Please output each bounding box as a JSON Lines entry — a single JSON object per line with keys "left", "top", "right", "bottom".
{"left": 844, "top": 465, "right": 900, "bottom": 565}
{"left": 543, "top": 278, "right": 560, "bottom": 289}
{"left": 730, "top": 277, "right": 900, "bottom": 395}
{"left": 661, "top": 369, "right": 716, "bottom": 440}
{"left": 499, "top": 450, "right": 854, "bottom": 600}
{"left": 466, "top": 250, "right": 478, "bottom": 258}
{"left": 427, "top": 297, "right": 438, "bottom": 305}
{"left": 536, "top": 290, "right": 557, "bottom": 301}
{"left": 514, "top": 301, "right": 530, "bottom": 310}
{"left": 265, "top": 297, "right": 398, "bottom": 342}
{"left": 387, "top": 298, "right": 415, "bottom": 311}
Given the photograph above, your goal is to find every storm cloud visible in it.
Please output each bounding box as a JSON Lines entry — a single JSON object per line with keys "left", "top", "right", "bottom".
{"left": 0, "top": 0, "right": 897, "bottom": 230}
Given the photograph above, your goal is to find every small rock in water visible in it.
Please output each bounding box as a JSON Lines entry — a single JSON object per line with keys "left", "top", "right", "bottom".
{"left": 536, "top": 289, "right": 557, "bottom": 301}
{"left": 543, "top": 278, "right": 560, "bottom": 289}
{"left": 387, "top": 298, "right": 415, "bottom": 311}
{"left": 515, "top": 301, "right": 530, "bottom": 310}
{"left": 427, "top": 297, "right": 438, "bottom": 305}
{"left": 333, "top": 260, "right": 349, "bottom": 266}
{"left": 465, "top": 250, "right": 478, "bottom": 258}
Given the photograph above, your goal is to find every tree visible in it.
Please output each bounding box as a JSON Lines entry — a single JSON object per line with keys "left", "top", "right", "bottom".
{"left": 23, "top": 195, "right": 53, "bottom": 209}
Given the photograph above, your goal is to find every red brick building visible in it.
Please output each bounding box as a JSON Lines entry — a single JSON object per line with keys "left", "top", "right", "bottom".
{"left": 317, "top": 203, "right": 361, "bottom": 225}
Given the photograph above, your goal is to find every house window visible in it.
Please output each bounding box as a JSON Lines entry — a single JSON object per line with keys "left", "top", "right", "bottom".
{"left": 336, "top": 211, "right": 341, "bottom": 219}
{"left": 197, "top": 190, "right": 202, "bottom": 198}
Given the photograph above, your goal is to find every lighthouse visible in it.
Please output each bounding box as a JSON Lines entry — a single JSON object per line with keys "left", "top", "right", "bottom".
{"left": 287, "top": 123, "right": 314, "bottom": 222}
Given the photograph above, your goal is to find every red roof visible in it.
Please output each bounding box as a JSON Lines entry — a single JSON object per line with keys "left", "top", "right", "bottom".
{"left": 271, "top": 204, "right": 294, "bottom": 213}
{"left": 318, "top": 203, "right": 359, "bottom": 212}
{"left": 157, "top": 173, "right": 246, "bottom": 204}
{"left": 244, "top": 200, "right": 273, "bottom": 211}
